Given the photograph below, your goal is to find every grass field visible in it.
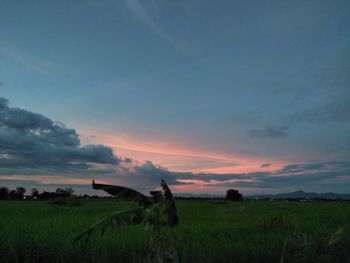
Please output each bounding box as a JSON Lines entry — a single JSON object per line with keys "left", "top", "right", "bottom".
{"left": 0, "top": 200, "right": 349, "bottom": 263}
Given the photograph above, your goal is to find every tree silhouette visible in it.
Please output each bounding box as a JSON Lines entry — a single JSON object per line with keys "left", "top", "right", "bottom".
{"left": 9, "top": 190, "right": 17, "bottom": 199}
{"left": 31, "top": 188, "right": 39, "bottom": 198}
{"left": 226, "top": 189, "right": 243, "bottom": 201}
{"left": 55, "top": 187, "right": 74, "bottom": 197}
{"left": 16, "top": 187, "right": 26, "bottom": 199}
{"left": 0, "top": 187, "right": 9, "bottom": 199}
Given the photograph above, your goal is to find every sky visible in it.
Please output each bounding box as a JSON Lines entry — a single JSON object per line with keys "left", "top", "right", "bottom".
{"left": 0, "top": 0, "right": 350, "bottom": 196}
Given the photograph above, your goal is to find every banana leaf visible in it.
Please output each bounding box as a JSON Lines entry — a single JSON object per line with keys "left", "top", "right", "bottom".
{"left": 160, "top": 180, "right": 178, "bottom": 228}
{"left": 92, "top": 180, "right": 150, "bottom": 207}
{"left": 73, "top": 208, "right": 148, "bottom": 242}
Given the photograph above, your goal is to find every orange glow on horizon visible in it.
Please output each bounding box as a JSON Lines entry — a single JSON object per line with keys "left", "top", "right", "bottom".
{"left": 77, "top": 126, "right": 288, "bottom": 174}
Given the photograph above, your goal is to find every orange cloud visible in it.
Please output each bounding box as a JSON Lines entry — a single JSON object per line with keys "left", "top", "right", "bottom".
{"left": 76, "top": 125, "right": 288, "bottom": 174}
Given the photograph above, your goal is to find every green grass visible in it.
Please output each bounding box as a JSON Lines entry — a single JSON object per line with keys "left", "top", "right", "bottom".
{"left": 0, "top": 200, "right": 349, "bottom": 263}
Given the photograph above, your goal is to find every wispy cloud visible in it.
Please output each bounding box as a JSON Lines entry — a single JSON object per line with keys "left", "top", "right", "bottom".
{"left": 0, "top": 45, "right": 51, "bottom": 76}
{"left": 0, "top": 45, "right": 77, "bottom": 77}
{"left": 123, "top": 0, "right": 178, "bottom": 49}
{"left": 248, "top": 126, "right": 289, "bottom": 138}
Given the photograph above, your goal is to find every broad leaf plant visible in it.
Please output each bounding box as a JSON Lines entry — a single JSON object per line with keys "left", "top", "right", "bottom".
{"left": 74, "top": 179, "right": 179, "bottom": 263}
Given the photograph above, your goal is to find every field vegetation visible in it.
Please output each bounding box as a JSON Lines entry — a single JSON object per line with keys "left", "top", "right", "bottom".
{"left": 0, "top": 199, "right": 349, "bottom": 263}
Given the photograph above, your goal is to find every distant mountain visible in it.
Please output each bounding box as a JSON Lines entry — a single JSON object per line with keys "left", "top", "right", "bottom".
{"left": 247, "top": 190, "right": 350, "bottom": 200}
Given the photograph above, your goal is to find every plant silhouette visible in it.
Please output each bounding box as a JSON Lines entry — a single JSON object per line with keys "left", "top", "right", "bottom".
{"left": 74, "top": 179, "right": 179, "bottom": 263}
{"left": 225, "top": 189, "right": 243, "bottom": 201}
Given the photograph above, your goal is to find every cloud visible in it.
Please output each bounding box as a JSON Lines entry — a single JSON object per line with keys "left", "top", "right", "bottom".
{"left": 0, "top": 97, "right": 8, "bottom": 109}
{"left": 124, "top": 0, "right": 169, "bottom": 40}
{"left": 0, "top": 45, "right": 51, "bottom": 76}
{"left": 0, "top": 45, "right": 78, "bottom": 78}
{"left": 202, "top": 161, "right": 350, "bottom": 191}
{"left": 0, "top": 97, "right": 120, "bottom": 176}
{"left": 277, "top": 161, "right": 350, "bottom": 174}
{"left": 0, "top": 97, "right": 348, "bottom": 194}
{"left": 123, "top": 0, "right": 180, "bottom": 49}
{"left": 248, "top": 126, "right": 289, "bottom": 138}
{"left": 113, "top": 159, "right": 350, "bottom": 193}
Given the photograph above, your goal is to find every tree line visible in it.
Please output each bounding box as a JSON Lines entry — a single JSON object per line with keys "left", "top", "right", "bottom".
{"left": 0, "top": 186, "right": 245, "bottom": 201}
{"left": 0, "top": 186, "right": 75, "bottom": 200}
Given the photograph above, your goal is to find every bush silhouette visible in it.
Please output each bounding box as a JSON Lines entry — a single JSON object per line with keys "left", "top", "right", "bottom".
{"left": 226, "top": 189, "right": 243, "bottom": 201}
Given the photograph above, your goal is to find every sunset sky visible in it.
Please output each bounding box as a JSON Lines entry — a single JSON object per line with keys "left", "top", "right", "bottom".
{"left": 1, "top": 0, "right": 350, "bottom": 195}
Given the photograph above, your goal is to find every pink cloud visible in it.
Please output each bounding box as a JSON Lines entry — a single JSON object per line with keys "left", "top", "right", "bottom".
{"left": 77, "top": 125, "right": 288, "bottom": 175}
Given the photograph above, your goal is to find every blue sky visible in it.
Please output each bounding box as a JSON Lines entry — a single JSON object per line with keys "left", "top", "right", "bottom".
{"left": 0, "top": 0, "right": 350, "bottom": 195}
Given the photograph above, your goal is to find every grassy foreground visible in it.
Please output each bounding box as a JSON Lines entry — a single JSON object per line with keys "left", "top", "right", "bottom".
{"left": 0, "top": 200, "right": 349, "bottom": 263}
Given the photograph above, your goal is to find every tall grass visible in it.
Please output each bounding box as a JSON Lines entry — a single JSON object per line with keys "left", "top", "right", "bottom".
{"left": 0, "top": 200, "right": 349, "bottom": 263}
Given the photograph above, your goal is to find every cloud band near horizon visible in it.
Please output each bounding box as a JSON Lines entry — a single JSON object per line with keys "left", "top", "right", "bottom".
{"left": 0, "top": 97, "right": 349, "bottom": 195}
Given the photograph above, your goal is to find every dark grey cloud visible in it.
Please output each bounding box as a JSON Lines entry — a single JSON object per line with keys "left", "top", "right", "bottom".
{"left": 277, "top": 161, "right": 350, "bottom": 174}
{"left": 123, "top": 157, "right": 133, "bottom": 163}
{"left": 248, "top": 126, "right": 289, "bottom": 138}
{"left": 278, "top": 163, "right": 326, "bottom": 174}
{"left": 106, "top": 160, "right": 256, "bottom": 190}
{"left": 0, "top": 97, "right": 348, "bottom": 194}
{"left": 181, "top": 172, "right": 258, "bottom": 182}
{"left": 203, "top": 161, "right": 350, "bottom": 191}
{"left": 1, "top": 152, "right": 349, "bottom": 194}
{"left": 132, "top": 161, "right": 179, "bottom": 185}
{"left": 118, "top": 160, "right": 350, "bottom": 193}
{"left": 0, "top": 97, "right": 120, "bottom": 176}
{"left": 113, "top": 159, "right": 350, "bottom": 195}
{"left": 0, "top": 97, "right": 8, "bottom": 109}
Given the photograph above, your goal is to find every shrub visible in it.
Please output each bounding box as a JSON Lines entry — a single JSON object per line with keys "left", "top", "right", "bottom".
{"left": 226, "top": 189, "right": 243, "bottom": 201}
